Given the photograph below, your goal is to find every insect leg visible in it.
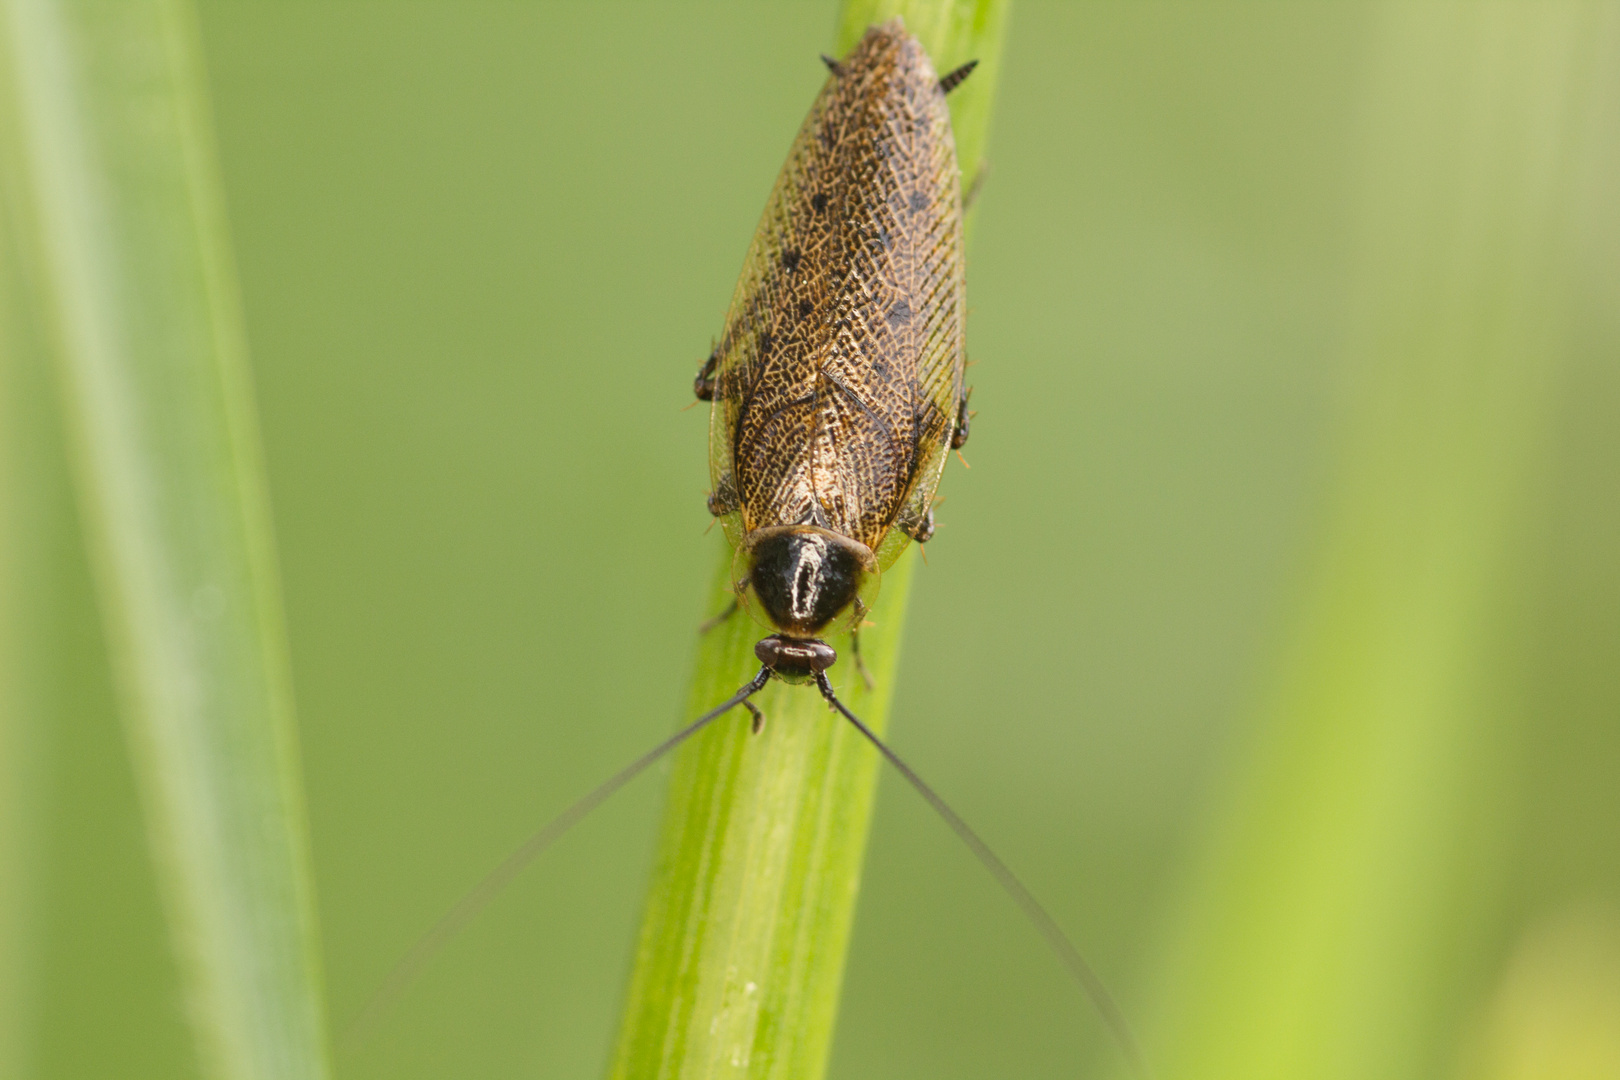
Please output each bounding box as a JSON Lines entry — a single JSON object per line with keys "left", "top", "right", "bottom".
{"left": 706, "top": 474, "right": 739, "bottom": 518}
{"left": 901, "top": 506, "right": 935, "bottom": 544}
{"left": 693, "top": 348, "right": 718, "bottom": 401}
{"left": 951, "top": 387, "right": 973, "bottom": 449}
{"left": 698, "top": 597, "right": 738, "bottom": 635}
{"left": 744, "top": 698, "right": 766, "bottom": 734}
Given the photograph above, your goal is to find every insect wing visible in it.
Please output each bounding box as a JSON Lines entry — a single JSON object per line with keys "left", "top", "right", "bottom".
{"left": 862, "top": 36, "right": 966, "bottom": 567}
{"left": 708, "top": 23, "right": 966, "bottom": 565}
{"left": 705, "top": 76, "right": 836, "bottom": 553}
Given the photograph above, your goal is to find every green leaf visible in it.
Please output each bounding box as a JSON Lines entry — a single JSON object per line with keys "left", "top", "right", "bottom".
{"left": 607, "top": 4, "right": 1008, "bottom": 1079}
{"left": 0, "top": 1, "right": 331, "bottom": 1077}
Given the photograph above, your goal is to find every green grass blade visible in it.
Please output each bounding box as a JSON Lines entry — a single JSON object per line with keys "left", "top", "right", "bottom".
{"left": 1152, "top": 6, "right": 1612, "bottom": 1080}
{"left": 0, "top": 1, "right": 330, "bottom": 1078}
{"left": 607, "top": 4, "right": 1007, "bottom": 1079}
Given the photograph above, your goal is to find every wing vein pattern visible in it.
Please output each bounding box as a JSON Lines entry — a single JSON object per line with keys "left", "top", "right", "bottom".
{"left": 708, "top": 22, "right": 966, "bottom": 557}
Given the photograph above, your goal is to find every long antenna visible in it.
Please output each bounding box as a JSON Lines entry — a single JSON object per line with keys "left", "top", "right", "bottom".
{"left": 815, "top": 672, "right": 1153, "bottom": 1080}
{"left": 342, "top": 667, "right": 772, "bottom": 1046}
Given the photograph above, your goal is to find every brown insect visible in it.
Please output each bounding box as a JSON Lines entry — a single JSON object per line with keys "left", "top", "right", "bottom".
{"left": 695, "top": 19, "right": 975, "bottom": 686}
{"left": 355, "top": 23, "right": 1147, "bottom": 1077}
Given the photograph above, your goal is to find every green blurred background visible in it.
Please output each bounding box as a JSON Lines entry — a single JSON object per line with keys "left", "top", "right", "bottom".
{"left": 13, "top": 2, "right": 1620, "bottom": 1078}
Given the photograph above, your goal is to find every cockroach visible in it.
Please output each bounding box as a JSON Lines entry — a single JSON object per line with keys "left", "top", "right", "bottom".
{"left": 354, "top": 20, "right": 1146, "bottom": 1077}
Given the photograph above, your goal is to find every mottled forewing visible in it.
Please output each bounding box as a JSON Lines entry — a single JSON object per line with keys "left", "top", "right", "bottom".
{"left": 704, "top": 78, "right": 832, "bottom": 535}
{"left": 708, "top": 24, "right": 965, "bottom": 555}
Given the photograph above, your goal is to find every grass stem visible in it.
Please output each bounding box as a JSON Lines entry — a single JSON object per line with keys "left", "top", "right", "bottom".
{"left": 607, "top": 4, "right": 1007, "bottom": 1077}
{"left": 0, "top": 1, "right": 330, "bottom": 1076}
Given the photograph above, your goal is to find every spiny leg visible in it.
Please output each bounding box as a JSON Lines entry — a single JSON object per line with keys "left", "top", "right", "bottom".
{"left": 706, "top": 474, "right": 739, "bottom": 519}
{"left": 693, "top": 348, "right": 718, "bottom": 401}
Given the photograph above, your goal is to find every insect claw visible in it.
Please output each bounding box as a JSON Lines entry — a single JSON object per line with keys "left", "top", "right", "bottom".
{"left": 744, "top": 699, "right": 766, "bottom": 734}
{"left": 956, "top": 450, "right": 971, "bottom": 469}
{"left": 820, "top": 54, "right": 843, "bottom": 76}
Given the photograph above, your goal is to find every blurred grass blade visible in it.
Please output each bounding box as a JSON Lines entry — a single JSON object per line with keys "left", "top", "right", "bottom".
{"left": 0, "top": 164, "right": 45, "bottom": 1080}
{"left": 0, "top": 387, "right": 25, "bottom": 1080}
{"left": 1459, "top": 904, "right": 1620, "bottom": 1080}
{"left": 608, "top": 4, "right": 1007, "bottom": 1078}
{"left": 0, "top": 1, "right": 331, "bottom": 1078}
{"left": 1154, "top": 5, "right": 1614, "bottom": 1080}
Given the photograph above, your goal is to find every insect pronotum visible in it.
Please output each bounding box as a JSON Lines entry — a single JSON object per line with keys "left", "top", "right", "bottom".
{"left": 353, "top": 20, "right": 1146, "bottom": 1077}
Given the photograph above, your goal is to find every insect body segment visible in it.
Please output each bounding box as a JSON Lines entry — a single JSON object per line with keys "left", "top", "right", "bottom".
{"left": 704, "top": 20, "right": 969, "bottom": 673}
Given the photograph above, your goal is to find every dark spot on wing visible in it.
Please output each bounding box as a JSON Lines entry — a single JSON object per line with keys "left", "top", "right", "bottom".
{"left": 811, "top": 192, "right": 829, "bottom": 213}
{"left": 886, "top": 298, "right": 911, "bottom": 328}
{"left": 799, "top": 299, "right": 814, "bottom": 318}
{"left": 908, "top": 190, "right": 929, "bottom": 214}
{"left": 781, "top": 249, "right": 801, "bottom": 272}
